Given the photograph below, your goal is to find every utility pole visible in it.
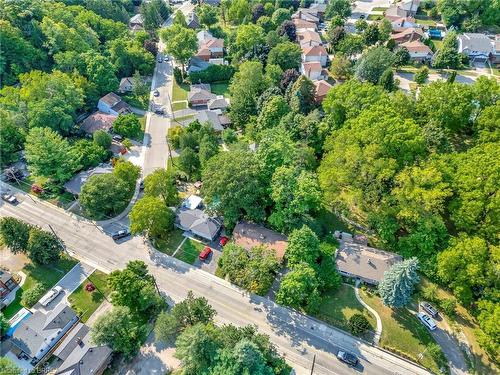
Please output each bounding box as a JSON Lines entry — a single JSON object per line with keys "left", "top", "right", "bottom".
{"left": 310, "top": 354, "right": 316, "bottom": 375}
{"left": 48, "top": 224, "right": 66, "bottom": 251}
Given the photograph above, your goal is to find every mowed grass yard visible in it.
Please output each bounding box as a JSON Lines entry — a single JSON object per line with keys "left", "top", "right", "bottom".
{"left": 2, "top": 256, "right": 78, "bottom": 319}
{"left": 176, "top": 238, "right": 205, "bottom": 264}
{"left": 68, "top": 270, "right": 110, "bottom": 322}
{"left": 315, "top": 284, "right": 376, "bottom": 339}
{"left": 211, "top": 82, "right": 230, "bottom": 97}
{"left": 172, "top": 80, "right": 189, "bottom": 102}
{"left": 154, "top": 228, "right": 185, "bottom": 256}
{"left": 360, "top": 288, "right": 443, "bottom": 373}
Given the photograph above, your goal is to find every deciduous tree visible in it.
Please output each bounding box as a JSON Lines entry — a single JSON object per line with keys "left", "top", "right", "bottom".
{"left": 26, "top": 227, "right": 63, "bottom": 265}
{"left": 0, "top": 217, "right": 31, "bottom": 254}
{"left": 276, "top": 264, "right": 321, "bottom": 313}
{"left": 130, "top": 196, "right": 175, "bottom": 239}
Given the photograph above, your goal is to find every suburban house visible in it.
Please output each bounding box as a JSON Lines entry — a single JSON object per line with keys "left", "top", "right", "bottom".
{"left": 391, "top": 27, "right": 424, "bottom": 44}
{"left": 195, "top": 110, "right": 225, "bottom": 131}
{"left": 8, "top": 305, "right": 79, "bottom": 368}
{"left": 64, "top": 165, "right": 113, "bottom": 196}
{"left": 314, "top": 79, "right": 333, "bottom": 103}
{"left": 232, "top": 221, "right": 288, "bottom": 261}
{"left": 129, "top": 13, "right": 143, "bottom": 31}
{"left": 197, "top": 38, "right": 224, "bottom": 62}
{"left": 292, "top": 9, "right": 320, "bottom": 24}
{"left": 207, "top": 95, "right": 229, "bottom": 111}
{"left": 389, "top": 16, "right": 417, "bottom": 29}
{"left": 0, "top": 269, "right": 19, "bottom": 308}
{"left": 302, "top": 45, "right": 328, "bottom": 66}
{"left": 336, "top": 241, "right": 403, "bottom": 285}
{"left": 458, "top": 33, "right": 495, "bottom": 62}
{"left": 301, "top": 61, "right": 324, "bottom": 81}
{"left": 80, "top": 111, "right": 117, "bottom": 135}
{"left": 188, "top": 84, "right": 216, "bottom": 107}
{"left": 307, "top": 3, "right": 328, "bottom": 20}
{"left": 118, "top": 77, "right": 134, "bottom": 93}
{"left": 186, "top": 12, "right": 200, "bottom": 29}
{"left": 176, "top": 209, "right": 222, "bottom": 241}
{"left": 97, "top": 93, "right": 131, "bottom": 116}
{"left": 201, "top": 0, "right": 221, "bottom": 5}
{"left": 293, "top": 18, "right": 317, "bottom": 33}
{"left": 188, "top": 56, "right": 211, "bottom": 74}
{"left": 385, "top": 0, "right": 420, "bottom": 20}
{"left": 400, "top": 40, "right": 433, "bottom": 61}
{"left": 297, "top": 30, "right": 322, "bottom": 47}
{"left": 53, "top": 322, "right": 112, "bottom": 375}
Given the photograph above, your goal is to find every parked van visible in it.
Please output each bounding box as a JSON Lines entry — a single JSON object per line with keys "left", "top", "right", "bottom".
{"left": 39, "top": 286, "right": 63, "bottom": 307}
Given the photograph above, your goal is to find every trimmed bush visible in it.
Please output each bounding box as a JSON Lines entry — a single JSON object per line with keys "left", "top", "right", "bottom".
{"left": 189, "top": 64, "right": 235, "bottom": 83}
{"left": 21, "top": 283, "right": 46, "bottom": 308}
{"left": 348, "top": 313, "right": 371, "bottom": 335}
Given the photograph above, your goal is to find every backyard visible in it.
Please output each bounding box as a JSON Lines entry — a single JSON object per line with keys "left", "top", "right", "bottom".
{"left": 2, "top": 256, "right": 78, "bottom": 319}
{"left": 172, "top": 80, "right": 189, "bottom": 102}
{"left": 68, "top": 270, "right": 110, "bottom": 322}
{"left": 121, "top": 92, "right": 150, "bottom": 111}
{"left": 211, "top": 82, "right": 230, "bottom": 97}
{"left": 315, "top": 283, "right": 376, "bottom": 339}
{"left": 360, "top": 288, "right": 443, "bottom": 373}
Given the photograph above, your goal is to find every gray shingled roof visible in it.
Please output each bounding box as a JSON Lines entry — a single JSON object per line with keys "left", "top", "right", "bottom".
{"left": 177, "top": 209, "right": 221, "bottom": 241}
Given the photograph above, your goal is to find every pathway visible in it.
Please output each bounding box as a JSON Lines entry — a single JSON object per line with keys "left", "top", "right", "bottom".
{"left": 353, "top": 280, "right": 382, "bottom": 345}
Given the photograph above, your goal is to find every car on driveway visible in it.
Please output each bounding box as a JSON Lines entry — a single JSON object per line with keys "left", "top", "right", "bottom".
{"left": 420, "top": 301, "right": 439, "bottom": 318}
{"left": 40, "top": 286, "right": 63, "bottom": 307}
{"left": 337, "top": 350, "right": 359, "bottom": 366}
{"left": 418, "top": 312, "right": 437, "bottom": 331}
{"left": 157, "top": 56, "right": 163, "bottom": 63}
{"left": 199, "top": 246, "right": 212, "bottom": 261}
{"left": 219, "top": 236, "right": 229, "bottom": 246}
{"left": 1, "top": 193, "right": 18, "bottom": 204}
{"left": 112, "top": 134, "right": 123, "bottom": 142}
{"left": 153, "top": 90, "right": 160, "bottom": 97}
{"left": 111, "top": 229, "right": 131, "bottom": 241}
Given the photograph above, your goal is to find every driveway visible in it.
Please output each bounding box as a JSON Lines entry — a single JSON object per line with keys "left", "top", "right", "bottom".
{"left": 193, "top": 247, "right": 221, "bottom": 274}
{"left": 351, "top": 0, "right": 391, "bottom": 19}
{"left": 33, "top": 262, "right": 95, "bottom": 313}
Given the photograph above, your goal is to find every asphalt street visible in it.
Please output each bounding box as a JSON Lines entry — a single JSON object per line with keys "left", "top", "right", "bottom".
{"left": 0, "top": 186, "right": 430, "bottom": 375}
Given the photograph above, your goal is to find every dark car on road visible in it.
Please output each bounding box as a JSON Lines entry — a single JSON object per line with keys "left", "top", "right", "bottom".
{"left": 337, "top": 351, "right": 359, "bottom": 366}
{"left": 111, "top": 229, "right": 131, "bottom": 241}
{"left": 199, "top": 246, "right": 212, "bottom": 261}
{"left": 1, "top": 193, "right": 18, "bottom": 204}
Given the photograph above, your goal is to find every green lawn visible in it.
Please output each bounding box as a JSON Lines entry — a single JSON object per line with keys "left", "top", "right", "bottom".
{"left": 211, "top": 82, "right": 230, "bottom": 97}
{"left": 360, "top": 289, "right": 443, "bottom": 373}
{"left": 432, "top": 39, "right": 444, "bottom": 51}
{"left": 315, "top": 284, "right": 376, "bottom": 338}
{"left": 372, "top": 6, "right": 388, "bottom": 11}
{"left": 172, "top": 80, "right": 189, "bottom": 102}
{"left": 172, "top": 114, "right": 195, "bottom": 124}
{"left": 415, "top": 16, "right": 438, "bottom": 26}
{"left": 176, "top": 238, "right": 205, "bottom": 264}
{"left": 172, "top": 101, "right": 187, "bottom": 111}
{"left": 367, "top": 14, "right": 383, "bottom": 21}
{"left": 68, "top": 270, "right": 110, "bottom": 322}
{"left": 154, "top": 228, "right": 186, "bottom": 256}
{"left": 2, "top": 257, "right": 78, "bottom": 319}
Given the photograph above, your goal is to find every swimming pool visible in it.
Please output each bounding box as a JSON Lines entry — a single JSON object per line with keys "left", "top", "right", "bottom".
{"left": 6, "top": 308, "right": 32, "bottom": 337}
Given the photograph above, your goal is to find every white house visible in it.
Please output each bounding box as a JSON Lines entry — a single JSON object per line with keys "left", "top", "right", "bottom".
{"left": 302, "top": 45, "right": 328, "bottom": 67}
{"left": 400, "top": 40, "right": 433, "bottom": 62}
{"left": 458, "top": 33, "right": 494, "bottom": 62}
{"left": 301, "top": 61, "right": 324, "bottom": 81}
{"left": 97, "top": 93, "right": 131, "bottom": 116}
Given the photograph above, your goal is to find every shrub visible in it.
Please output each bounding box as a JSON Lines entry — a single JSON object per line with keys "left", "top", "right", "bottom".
{"left": 222, "top": 129, "right": 237, "bottom": 144}
{"left": 414, "top": 66, "right": 429, "bottom": 84}
{"left": 440, "top": 298, "right": 457, "bottom": 316}
{"left": 93, "top": 130, "right": 112, "bottom": 149}
{"left": 173, "top": 67, "right": 183, "bottom": 84}
{"left": 85, "top": 283, "right": 96, "bottom": 292}
{"left": 421, "top": 284, "right": 438, "bottom": 303}
{"left": 21, "top": 283, "right": 46, "bottom": 308}
{"left": 348, "top": 313, "right": 371, "bottom": 335}
{"left": 189, "top": 64, "right": 235, "bottom": 83}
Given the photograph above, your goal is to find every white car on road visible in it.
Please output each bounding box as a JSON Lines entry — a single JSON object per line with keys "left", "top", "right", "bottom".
{"left": 417, "top": 312, "right": 437, "bottom": 331}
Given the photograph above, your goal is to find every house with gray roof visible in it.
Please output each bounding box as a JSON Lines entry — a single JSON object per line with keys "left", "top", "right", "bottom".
{"left": 97, "top": 93, "right": 131, "bottom": 116}
{"left": 188, "top": 84, "right": 216, "bottom": 107}
{"left": 53, "top": 323, "right": 112, "bottom": 375}
{"left": 10, "top": 304, "right": 79, "bottom": 366}
{"left": 176, "top": 209, "right": 222, "bottom": 241}
{"left": 336, "top": 241, "right": 403, "bottom": 285}
{"left": 458, "top": 33, "right": 495, "bottom": 62}
{"left": 195, "top": 110, "right": 225, "bottom": 131}
{"left": 64, "top": 165, "right": 113, "bottom": 196}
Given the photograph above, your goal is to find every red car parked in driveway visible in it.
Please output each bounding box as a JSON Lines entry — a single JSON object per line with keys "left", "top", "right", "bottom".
{"left": 219, "top": 236, "right": 229, "bottom": 246}
{"left": 199, "top": 246, "right": 212, "bottom": 261}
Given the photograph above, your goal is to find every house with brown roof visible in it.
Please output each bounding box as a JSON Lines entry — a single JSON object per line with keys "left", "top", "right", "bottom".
{"left": 400, "top": 40, "right": 433, "bottom": 62}
{"left": 314, "top": 80, "right": 333, "bottom": 103}
{"left": 80, "top": 111, "right": 117, "bottom": 135}
{"left": 391, "top": 27, "right": 424, "bottom": 44}
{"left": 336, "top": 241, "right": 403, "bottom": 285}
{"left": 301, "top": 61, "right": 324, "bottom": 81}
{"left": 97, "top": 93, "right": 131, "bottom": 116}
{"left": 188, "top": 84, "right": 216, "bottom": 107}
{"left": 297, "top": 30, "right": 322, "bottom": 48}
{"left": 293, "top": 18, "right": 317, "bottom": 33}
{"left": 232, "top": 222, "right": 288, "bottom": 261}
{"left": 292, "top": 9, "right": 320, "bottom": 24}
{"left": 302, "top": 45, "right": 328, "bottom": 67}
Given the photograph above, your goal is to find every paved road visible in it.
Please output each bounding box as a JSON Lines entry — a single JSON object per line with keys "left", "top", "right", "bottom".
{"left": 0, "top": 186, "right": 430, "bottom": 375}
{"left": 142, "top": 1, "right": 194, "bottom": 176}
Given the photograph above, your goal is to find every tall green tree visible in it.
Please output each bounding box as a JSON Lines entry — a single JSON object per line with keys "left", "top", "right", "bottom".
{"left": 113, "top": 114, "right": 142, "bottom": 138}
{"left": 143, "top": 169, "right": 179, "bottom": 206}
{"left": 256, "top": 95, "right": 290, "bottom": 132}
{"left": 175, "top": 323, "right": 219, "bottom": 375}
{"left": 160, "top": 24, "right": 197, "bottom": 73}
{"left": 91, "top": 306, "right": 148, "bottom": 358}
{"left": 0, "top": 111, "right": 25, "bottom": 166}
{"left": 197, "top": 4, "right": 218, "bottom": 27}
{"left": 0, "top": 217, "right": 31, "bottom": 254}
{"left": 276, "top": 264, "right": 321, "bottom": 313}
{"left": 26, "top": 227, "right": 63, "bottom": 265}
{"left": 288, "top": 76, "right": 316, "bottom": 114}
{"left": 130, "top": 196, "right": 175, "bottom": 239}
{"left": 25, "top": 127, "right": 75, "bottom": 183}
{"left": 325, "top": 0, "right": 352, "bottom": 19}
{"left": 378, "top": 257, "right": 420, "bottom": 308}
{"left": 285, "top": 225, "right": 321, "bottom": 267}
{"left": 355, "top": 46, "right": 394, "bottom": 84}
{"left": 0, "top": 357, "right": 21, "bottom": 375}
{"left": 267, "top": 42, "right": 302, "bottom": 71}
